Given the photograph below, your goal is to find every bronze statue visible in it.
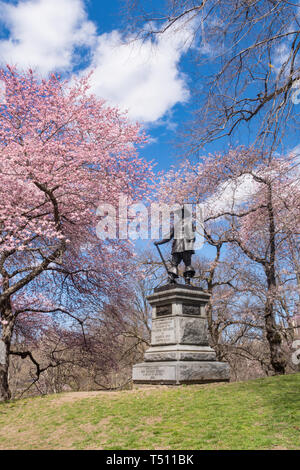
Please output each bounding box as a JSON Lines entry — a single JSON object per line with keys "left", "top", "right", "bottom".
{"left": 154, "top": 207, "right": 196, "bottom": 285}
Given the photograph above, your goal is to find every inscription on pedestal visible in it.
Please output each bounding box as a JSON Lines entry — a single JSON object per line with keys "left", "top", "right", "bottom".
{"left": 133, "top": 364, "right": 176, "bottom": 382}
{"left": 151, "top": 318, "right": 176, "bottom": 345}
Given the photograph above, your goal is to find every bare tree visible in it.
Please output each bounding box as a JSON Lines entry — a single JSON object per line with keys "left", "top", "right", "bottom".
{"left": 126, "top": 0, "right": 300, "bottom": 154}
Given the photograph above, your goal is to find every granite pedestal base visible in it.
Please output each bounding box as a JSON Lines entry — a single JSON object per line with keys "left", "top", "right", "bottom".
{"left": 132, "top": 284, "right": 230, "bottom": 386}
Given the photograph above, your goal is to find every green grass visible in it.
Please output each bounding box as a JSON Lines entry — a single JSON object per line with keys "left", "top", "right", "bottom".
{"left": 0, "top": 373, "right": 299, "bottom": 449}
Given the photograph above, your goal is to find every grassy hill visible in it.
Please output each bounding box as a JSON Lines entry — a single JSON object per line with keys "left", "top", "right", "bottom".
{"left": 0, "top": 373, "right": 299, "bottom": 450}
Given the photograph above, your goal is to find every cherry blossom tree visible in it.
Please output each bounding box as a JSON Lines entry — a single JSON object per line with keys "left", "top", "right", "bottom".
{"left": 0, "top": 66, "right": 153, "bottom": 401}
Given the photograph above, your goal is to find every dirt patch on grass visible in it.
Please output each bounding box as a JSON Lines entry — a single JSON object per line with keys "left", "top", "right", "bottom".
{"left": 145, "top": 416, "right": 163, "bottom": 425}
{"left": 51, "top": 391, "right": 107, "bottom": 404}
{"left": 50, "top": 387, "right": 171, "bottom": 404}
{"left": 46, "top": 382, "right": 232, "bottom": 406}
{"left": 80, "top": 417, "right": 112, "bottom": 434}
{"left": 0, "top": 423, "right": 72, "bottom": 450}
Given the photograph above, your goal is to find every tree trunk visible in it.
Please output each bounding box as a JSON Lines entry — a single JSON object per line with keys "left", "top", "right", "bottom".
{"left": 205, "top": 243, "right": 225, "bottom": 361}
{"left": 264, "top": 291, "right": 286, "bottom": 375}
{"left": 0, "top": 301, "right": 14, "bottom": 402}
{"left": 206, "top": 296, "right": 224, "bottom": 361}
{"left": 264, "top": 186, "right": 286, "bottom": 375}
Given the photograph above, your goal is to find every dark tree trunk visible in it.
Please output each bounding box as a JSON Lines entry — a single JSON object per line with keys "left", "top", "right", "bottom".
{"left": 264, "top": 269, "right": 286, "bottom": 375}
{"left": 206, "top": 300, "right": 223, "bottom": 361}
{"left": 265, "top": 307, "right": 286, "bottom": 375}
{"left": 205, "top": 243, "right": 225, "bottom": 361}
{"left": 264, "top": 187, "right": 286, "bottom": 375}
{"left": 0, "top": 300, "right": 14, "bottom": 402}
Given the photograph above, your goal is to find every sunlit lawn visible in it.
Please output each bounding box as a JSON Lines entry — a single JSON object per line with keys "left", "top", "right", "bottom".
{"left": 0, "top": 373, "right": 299, "bottom": 450}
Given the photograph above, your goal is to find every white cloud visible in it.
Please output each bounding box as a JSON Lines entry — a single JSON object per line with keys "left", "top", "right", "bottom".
{"left": 206, "top": 174, "right": 259, "bottom": 216}
{"left": 0, "top": 0, "right": 96, "bottom": 75}
{"left": 290, "top": 144, "right": 300, "bottom": 177}
{"left": 0, "top": 0, "right": 192, "bottom": 122}
{"left": 291, "top": 144, "right": 300, "bottom": 158}
{"left": 272, "top": 42, "right": 291, "bottom": 73}
{"left": 85, "top": 25, "right": 191, "bottom": 122}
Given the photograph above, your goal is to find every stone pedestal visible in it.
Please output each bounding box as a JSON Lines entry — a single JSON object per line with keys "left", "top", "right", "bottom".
{"left": 132, "top": 284, "right": 230, "bottom": 385}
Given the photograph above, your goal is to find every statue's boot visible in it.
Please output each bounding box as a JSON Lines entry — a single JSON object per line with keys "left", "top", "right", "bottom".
{"left": 184, "top": 265, "right": 195, "bottom": 285}
{"left": 168, "top": 265, "right": 179, "bottom": 284}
